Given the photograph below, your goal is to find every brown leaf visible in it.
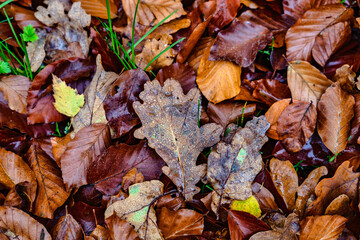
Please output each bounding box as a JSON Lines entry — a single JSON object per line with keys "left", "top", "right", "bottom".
{"left": 88, "top": 225, "right": 110, "bottom": 239}
{"left": 250, "top": 78, "right": 291, "bottom": 106}
{"left": 51, "top": 134, "right": 72, "bottom": 167}
{"left": 73, "top": 0, "right": 117, "bottom": 19}
{"left": 287, "top": 61, "right": 333, "bottom": 107}
{"left": 285, "top": 5, "right": 353, "bottom": 65}
{"left": 197, "top": 39, "right": 241, "bottom": 104}
{"left": 0, "top": 206, "right": 51, "bottom": 239}
{"left": 122, "top": 0, "right": 186, "bottom": 26}
{"left": 27, "top": 140, "right": 69, "bottom": 218}
{"left": 0, "top": 148, "right": 37, "bottom": 203}
{"left": 249, "top": 213, "right": 299, "bottom": 240}
{"left": 72, "top": 55, "right": 119, "bottom": 135}
{"left": 209, "top": 13, "right": 273, "bottom": 67}
{"left": 269, "top": 159, "right": 298, "bottom": 211}
{"left": 26, "top": 30, "right": 46, "bottom": 72}
{"left": 228, "top": 210, "right": 271, "bottom": 240}
{"left": 307, "top": 161, "right": 360, "bottom": 215}
{"left": 317, "top": 82, "right": 355, "bottom": 154}
{"left": 104, "top": 180, "right": 164, "bottom": 239}
{"left": 349, "top": 93, "right": 360, "bottom": 144}
{"left": 300, "top": 215, "right": 347, "bottom": 240}
{"left": 4, "top": 182, "right": 33, "bottom": 210}
{"left": 0, "top": 75, "right": 31, "bottom": 114}
{"left": 61, "top": 123, "right": 111, "bottom": 191}
{"left": 332, "top": 64, "right": 360, "bottom": 94}
{"left": 187, "top": 37, "right": 213, "bottom": 72}
{"left": 295, "top": 166, "right": 328, "bottom": 218}
{"left": 87, "top": 140, "right": 165, "bottom": 195}
{"left": 207, "top": 0, "right": 241, "bottom": 34}
{"left": 133, "top": 79, "right": 222, "bottom": 200}
{"left": 105, "top": 213, "right": 140, "bottom": 240}
{"left": 207, "top": 116, "right": 269, "bottom": 212}
{"left": 251, "top": 183, "right": 278, "bottom": 213}
{"left": 158, "top": 207, "right": 204, "bottom": 239}
{"left": 52, "top": 211, "right": 84, "bottom": 240}
{"left": 104, "top": 69, "right": 149, "bottom": 138}
{"left": 11, "top": 4, "right": 45, "bottom": 29}
{"left": 121, "top": 168, "right": 145, "bottom": 191}
{"left": 265, "top": 99, "right": 291, "bottom": 140}
{"left": 325, "top": 194, "right": 352, "bottom": 217}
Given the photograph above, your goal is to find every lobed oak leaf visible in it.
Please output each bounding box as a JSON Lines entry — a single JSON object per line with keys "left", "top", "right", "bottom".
{"left": 206, "top": 116, "right": 269, "bottom": 212}
{"left": 104, "top": 180, "right": 164, "bottom": 240}
{"left": 52, "top": 211, "right": 85, "bottom": 240}
{"left": 0, "top": 206, "right": 52, "bottom": 239}
{"left": 133, "top": 79, "right": 222, "bottom": 201}
{"left": 317, "top": 82, "right": 355, "bottom": 154}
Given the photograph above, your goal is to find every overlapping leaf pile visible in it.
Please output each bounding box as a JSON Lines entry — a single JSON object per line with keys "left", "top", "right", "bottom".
{"left": 1, "top": 0, "right": 360, "bottom": 239}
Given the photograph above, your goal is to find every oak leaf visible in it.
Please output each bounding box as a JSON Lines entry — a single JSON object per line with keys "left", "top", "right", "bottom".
{"left": 133, "top": 79, "right": 222, "bottom": 200}
{"left": 104, "top": 180, "right": 164, "bottom": 240}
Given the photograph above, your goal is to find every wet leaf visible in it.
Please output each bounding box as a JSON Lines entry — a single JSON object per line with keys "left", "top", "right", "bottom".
{"left": 325, "top": 194, "right": 352, "bottom": 217}
{"left": 51, "top": 134, "right": 72, "bottom": 166}
{"left": 207, "top": 116, "right": 269, "bottom": 211}
{"left": 265, "top": 99, "right": 291, "bottom": 140}
{"left": 12, "top": 4, "right": 45, "bottom": 29}
{"left": 104, "top": 180, "right": 164, "bottom": 240}
{"left": 349, "top": 93, "right": 360, "bottom": 145}
{"left": 121, "top": 168, "right": 145, "bottom": 191}
{"left": 287, "top": 61, "right": 333, "bottom": 107}
{"left": 158, "top": 207, "right": 204, "bottom": 239}
{"left": 104, "top": 69, "right": 149, "bottom": 138}
{"left": 73, "top": 0, "right": 117, "bottom": 19}
{"left": 0, "top": 206, "right": 51, "bottom": 239}
{"left": 307, "top": 161, "right": 360, "bottom": 215}
{"left": 72, "top": 55, "right": 119, "bottom": 135}
{"left": 207, "top": 0, "right": 241, "bottom": 34}
{"left": 52, "top": 75, "right": 85, "bottom": 117}
{"left": 230, "top": 196, "right": 261, "bottom": 218}
{"left": 251, "top": 183, "right": 278, "bottom": 213}
{"left": 317, "top": 82, "right": 355, "bottom": 154}
{"left": 333, "top": 64, "right": 359, "bottom": 94}
{"left": 133, "top": 79, "right": 222, "bottom": 200}
{"left": 27, "top": 140, "right": 69, "bottom": 218}
{"left": 0, "top": 75, "right": 31, "bottom": 114}
{"left": 52, "top": 211, "right": 84, "bottom": 240}
{"left": 276, "top": 100, "right": 317, "bottom": 153}
{"left": 300, "top": 215, "right": 347, "bottom": 240}
{"left": 105, "top": 213, "right": 140, "bottom": 240}
{"left": 61, "top": 123, "right": 111, "bottom": 190}
{"left": 197, "top": 39, "right": 241, "bottom": 104}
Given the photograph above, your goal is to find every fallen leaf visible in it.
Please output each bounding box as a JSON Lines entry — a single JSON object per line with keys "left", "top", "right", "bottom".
{"left": 285, "top": 5, "right": 353, "bottom": 65}
{"left": 207, "top": 0, "right": 241, "bottom": 34}
{"left": 228, "top": 210, "right": 270, "bottom": 240}
{"left": 332, "top": 64, "right": 360, "bottom": 94}
{"left": 72, "top": 55, "right": 119, "bottom": 135}
{"left": 4, "top": 182, "right": 33, "bottom": 210}
{"left": 105, "top": 213, "right": 140, "bottom": 240}
{"left": 230, "top": 195, "right": 261, "bottom": 218}
{"left": 249, "top": 213, "right": 299, "bottom": 240}
{"left": 88, "top": 225, "right": 110, "bottom": 239}
{"left": 26, "top": 29, "right": 46, "bottom": 72}
{"left": 287, "top": 61, "right": 333, "bottom": 106}
{"left": 52, "top": 75, "right": 85, "bottom": 117}
{"left": 104, "top": 180, "right": 164, "bottom": 240}
{"left": 317, "top": 82, "right": 355, "bottom": 154}
{"left": 250, "top": 78, "right": 291, "bottom": 106}
{"left": 325, "top": 194, "right": 352, "bottom": 217}
{"left": 158, "top": 207, "right": 204, "bottom": 239}
{"left": 26, "top": 140, "right": 69, "bottom": 218}
{"left": 196, "top": 39, "right": 241, "bottom": 104}
{"left": 51, "top": 134, "right": 72, "bottom": 166}
{"left": 12, "top": 4, "right": 45, "bottom": 29}
{"left": 300, "top": 215, "right": 347, "bottom": 240}
{"left": 269, "top": 158, "right": 298, "bottom": 211}
{"left": 0, "top": 206, "right": 51, "bottom": 239}
{"left": 209, "top": 13, "right": 273, "bottom": 67}
{"left": 73, "top": 0, "right": 117, "bottom": 19}
{"left": 133, "top": 79, "right": 222, "bottom": 200}
{"left": 349, "top": 93, "right": 360, "bottom": 144}
{"left": 307, "top": 161, "right": 360, "bottom": 215}
{"left": 0, "top": 75, "right": 31, "bottom": 114}
{"left": 87, "top": 140, "right": 165, "bottom": 195}
{"left": 207, "top": 116, "right": 269, "bottom": 212}
{"left": 52, "top": 211, "right": 84, "bottom": 240}
{"left": 61, "top": 123, "right": 111, "bottom": 191}
{"left": 187, "top": 37, "right": 213, "bottom": 71}
{"left": 104, "top": 69, "right": 149, "bottom": 138}
{"left": 251, "top": 183, "right": 278, "bottom": 213}
{"left": 122, "top": 0, "right": 186, "bottom": 26}
{"left": 265, "top": 98, "right": 291, "bottom": 140}
{"left": 276, "top": 100, "right": 317, "bottom": 153}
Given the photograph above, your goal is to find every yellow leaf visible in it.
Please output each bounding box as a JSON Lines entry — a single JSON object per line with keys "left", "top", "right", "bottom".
{"left": 52, "top": 75, "right": 84, "bottom": 117}
{"left": 230, "top": 195, "right": 261, "bottom": 217}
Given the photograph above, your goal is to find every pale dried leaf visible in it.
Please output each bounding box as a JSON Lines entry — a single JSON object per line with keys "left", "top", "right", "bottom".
{"left": 26, "top": 30, "right": 46, "bottom": 72}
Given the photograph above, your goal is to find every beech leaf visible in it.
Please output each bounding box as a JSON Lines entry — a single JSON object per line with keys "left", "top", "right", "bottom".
{"left": 52, "top": 211, "right": 84, "bottom": 239}
{"left": 265, "top": 99, "right": 291, "bottom": 140}
{"left": 73, "top": 0, "right": 117, "bottom": 19}
{"left": 230, "top": 195, "right": 262, "bottom": 218}
{"left": 133, "top": 79, "right": 222, "bottom": 201}
{"left": 105, "top": 213, "right": 140, "bottom": 240}
{"left": 300, "top": 215, "right": 347, "bottom": 240}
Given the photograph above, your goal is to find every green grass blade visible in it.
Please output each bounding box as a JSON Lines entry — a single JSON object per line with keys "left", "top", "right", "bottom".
{"left": 131, "top": 0, "right": 141, "bottom": 63}
{"left": 0, "top": 0, "right": 13, "bottom": 9}
{"left": 144, "top": 37, "right": 185, "bottom": 71}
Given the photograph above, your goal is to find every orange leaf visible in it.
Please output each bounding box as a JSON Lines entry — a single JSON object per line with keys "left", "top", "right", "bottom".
{"left": 300, "top": 215, "right": 347, "bottom": 240}
{"left": 265, "top": 98, "right": 291, "bottom": 140}
{"left": 73, "top": 0, "right": 117, "bottom": 19}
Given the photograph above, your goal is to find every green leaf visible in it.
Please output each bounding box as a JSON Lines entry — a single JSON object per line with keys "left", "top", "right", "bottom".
{"left": 0, "top": 61, "right": 11, "bottom": 74}
{"left": 21, "top": 25, "right": 38, "bottom": 42}
{"left": 230, "top": 195, "right": 262, "bottom": 217}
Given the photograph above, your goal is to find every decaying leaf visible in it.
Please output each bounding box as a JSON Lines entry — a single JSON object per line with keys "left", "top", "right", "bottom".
{"left": 0, "top": 206, "right": 52, "bottom": 240}
{"left": 52, "top": 75, "right": 85, "bottom": 117}
{"left": 249, "top": 213, "right": 299, "bottom": 240}
{"left": 122, "top": 0, "right": 186, "bottom": 26}
{"left": 287, "top": 61, "right": 333, "bottom": 106}
{"left": 0, "top": 75, "right": 31, "bottom": 114}
{"left": 317, "top": 82, "right": 355, "bottom": 154}
{"left": 265, "top": 99, "right": 291, "bottom": 140}
{"left": 72, "top": 55, "right": 119, "bottom": 135}
{"left": 26, "top": 29, "right": 46, "bottom": 72}
{"left": 133, "top": 79, "right": 222, "bottom": 201}
{"left": 52, "top": 211, "right": 84, "bottom": 240}
{"left": 196, "top": 39, "right": 241, "bottom": 104}
{"left": 206, "top": 116, "right": 269, "bottom": 212}
{"left": 332, "top": 64, "right": 360, "bottom": 94}
{"left": 105, "top": 180, "right": 164, "bottom": 240}
{"left": 299, "top": 215, "right": 347, "bottom": 240}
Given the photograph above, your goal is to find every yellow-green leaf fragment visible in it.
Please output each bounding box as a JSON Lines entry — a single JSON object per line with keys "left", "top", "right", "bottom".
{"left": 230, "top": 195, "right": 261, "bottom": 217}
{"left": 52, "top": 75, "right": 84, "bottom": 117}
